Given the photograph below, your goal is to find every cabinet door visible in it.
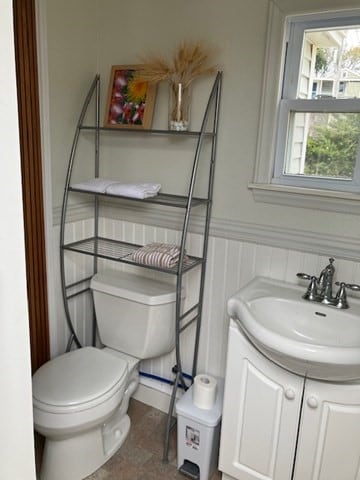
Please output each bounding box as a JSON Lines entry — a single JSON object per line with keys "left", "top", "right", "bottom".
{"left": 219, "top": 319, "right": 304, "bottom": 480}
{"left": 294, "top": 378, "right": 360, "bottom": 480}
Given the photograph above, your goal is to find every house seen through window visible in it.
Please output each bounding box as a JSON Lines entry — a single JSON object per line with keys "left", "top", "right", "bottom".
{"left": 273, "top": 14, "right": 360, "bottom": 192}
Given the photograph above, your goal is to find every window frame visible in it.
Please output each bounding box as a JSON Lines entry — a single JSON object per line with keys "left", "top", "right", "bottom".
{"left": 275, "top": 13, "right": 360, "bottom": 191}
{"left": 250, "top": 4, "right": 360, "bottom": 213}
{"left": 273, "top": 99, "right": 360, "bottom": 192}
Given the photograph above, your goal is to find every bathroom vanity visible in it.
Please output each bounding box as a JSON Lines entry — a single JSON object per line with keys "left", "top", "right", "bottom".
{"left": 219, "top": 277, "right": 360, "bottom": 480}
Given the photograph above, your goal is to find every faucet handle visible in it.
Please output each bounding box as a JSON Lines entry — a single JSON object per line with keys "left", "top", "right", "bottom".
{"left": 335, "top": 282, "right": 360, "bottom": 292}
{"left": 296, "top": 273, "right": 312, "bottom": 281}
{"left": 334, "top": 282, "right": 360, "bottom": 309}
{"left": 301, "top": 275, "right": 319, "bottom": 301}
{"left": 297, "top": 273, "right": 319, "bottom": 301}
{"left": 334, "top": 282, "right": 348, "bottom": 309}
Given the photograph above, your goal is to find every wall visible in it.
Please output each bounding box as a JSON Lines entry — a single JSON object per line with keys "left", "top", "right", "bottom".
{"left": 0, "top": 1, "right": 36, "bottom": 477}
{"left": 52, "top": 216, "right": 360, "bottom": 408}
{"left": 45, "top": 0, "right": 99, "bottom": 209}
{"left": 40, "top": 0, "right": 360, "bottom": 403}
{"left": 45, "top": 0, "right": 360, "bottom": 239}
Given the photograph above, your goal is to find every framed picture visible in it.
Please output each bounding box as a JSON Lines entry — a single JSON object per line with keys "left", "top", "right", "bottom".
{"left": 104, "top": 65, "right": 157, "bottom": 129}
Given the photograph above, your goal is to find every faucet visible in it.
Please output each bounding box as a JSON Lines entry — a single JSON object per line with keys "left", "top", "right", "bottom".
{"left": 318, "top": 257, "right": 335, "bottom": 305}
{"left": 297, "top": 258, "right": 360, "bottom": 309}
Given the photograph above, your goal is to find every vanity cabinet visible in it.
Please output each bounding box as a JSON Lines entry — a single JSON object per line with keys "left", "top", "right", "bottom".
{"left": 219, "top": 318, "right": 360, "bottom": 480}
{"left": 219, "top": 318, "right": 304, "bottom": 480}
{"left": 294, "top": 379, "right": 360, "bottom": 479}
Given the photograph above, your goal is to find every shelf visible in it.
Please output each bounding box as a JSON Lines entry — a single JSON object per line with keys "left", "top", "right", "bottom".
{"left": 60, "top": 72, "right": 222, "bottom": 464}
{"left": 80, "top": 125, "right": 215, "bottom": 137}
{"left": 62, "top": 236, "right": 204, "bottom": 274}
{"left": 68, "top": 188, "right": 209, "bottom": 208}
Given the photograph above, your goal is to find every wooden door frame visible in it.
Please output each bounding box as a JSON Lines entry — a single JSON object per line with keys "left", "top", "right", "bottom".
{"left": 13, "top": 0, "right": 50, "bottom": 372}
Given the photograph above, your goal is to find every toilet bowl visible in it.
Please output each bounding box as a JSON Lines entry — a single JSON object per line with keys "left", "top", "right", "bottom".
{"left": 33, "top": 347, "right": 139, "bottom": 480}
{"left": 33, "top": 270, "right": 178, "bottom": 480}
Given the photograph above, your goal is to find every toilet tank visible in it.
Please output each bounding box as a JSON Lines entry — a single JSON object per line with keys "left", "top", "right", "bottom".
{"left": 90, "top": 270, "right": 179, "bottom": 359}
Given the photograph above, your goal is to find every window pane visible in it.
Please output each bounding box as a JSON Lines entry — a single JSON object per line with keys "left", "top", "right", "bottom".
{"left": 285, "top": 112, "right": 360, "bottom": 179}
{"left": 298, "top": 27, "right": 360, "bottom": 100}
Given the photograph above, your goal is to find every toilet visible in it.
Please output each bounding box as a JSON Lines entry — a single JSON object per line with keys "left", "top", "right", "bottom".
{"left": 32, "top": 269, "right": 178, "bottom": 480}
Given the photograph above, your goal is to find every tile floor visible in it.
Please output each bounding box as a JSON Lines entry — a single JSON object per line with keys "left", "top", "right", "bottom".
{"left": 37, "top": 398, "right": 222, "bottom": 480}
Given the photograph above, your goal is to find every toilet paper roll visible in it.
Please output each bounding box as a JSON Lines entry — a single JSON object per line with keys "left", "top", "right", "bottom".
{"left": 192, "top": 374, "right": 217, "bottom": 410}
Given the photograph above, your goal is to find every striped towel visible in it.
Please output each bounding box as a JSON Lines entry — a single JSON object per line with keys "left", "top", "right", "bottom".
{"left": 132, "top": 243, "right": 188, "bottom": 268}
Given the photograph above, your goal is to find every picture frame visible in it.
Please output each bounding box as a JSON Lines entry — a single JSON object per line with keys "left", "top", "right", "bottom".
{"left": 104, "top": 64, "right": 157, "bottom": 129}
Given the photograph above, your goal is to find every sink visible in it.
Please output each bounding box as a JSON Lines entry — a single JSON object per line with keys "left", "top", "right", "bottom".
{"left": 228, "top": 277, "right": 360, "bottom": 381}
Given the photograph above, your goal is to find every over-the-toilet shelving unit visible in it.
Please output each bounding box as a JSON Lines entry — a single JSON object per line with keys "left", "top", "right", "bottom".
{"left": 59, "top": 72, "right": 222, "bottom": 462}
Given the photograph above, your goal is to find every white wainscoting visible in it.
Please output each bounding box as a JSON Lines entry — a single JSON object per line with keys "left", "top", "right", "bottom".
{"left": 51, "top": 213, "right": 360, "bottom": 408}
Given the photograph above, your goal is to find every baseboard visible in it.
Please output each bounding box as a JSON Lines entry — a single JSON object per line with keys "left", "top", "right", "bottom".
{"left": 132, "top": 377, "right": 183, "bottom": 414}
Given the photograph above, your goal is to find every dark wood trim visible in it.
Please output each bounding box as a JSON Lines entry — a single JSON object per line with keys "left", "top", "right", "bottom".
{"left": 13, "top": 0, "right": 50, "bottom": 372}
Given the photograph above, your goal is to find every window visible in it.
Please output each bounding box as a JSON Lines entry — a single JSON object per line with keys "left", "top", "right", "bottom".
{"left": 338, "top": 81, "right": 345, "bottom": 94}
{"left": 273, "top": 12, "right": 360, "bottom": 193}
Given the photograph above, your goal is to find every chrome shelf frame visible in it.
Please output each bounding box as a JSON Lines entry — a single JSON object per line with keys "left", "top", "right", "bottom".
{"left": 68, "top": 187, "right": 209, "bottom": 209}
{"left": 63, "top": 236, "right": 204, "bottom": 274}
{"left": 59, "top": 72, "right": 222, "bottom": 462}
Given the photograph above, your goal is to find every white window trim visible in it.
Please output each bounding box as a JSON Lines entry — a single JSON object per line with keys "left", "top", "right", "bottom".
{"left": 250, "top": 3, "right": 360, "bottom": 214}
{"left": 273, "top": 98, "right": 360, "bottom": 191}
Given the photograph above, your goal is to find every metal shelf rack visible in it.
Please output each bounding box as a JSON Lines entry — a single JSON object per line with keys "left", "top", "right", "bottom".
{"left": 59, "top": 72, "right": 222, "bottom": 462}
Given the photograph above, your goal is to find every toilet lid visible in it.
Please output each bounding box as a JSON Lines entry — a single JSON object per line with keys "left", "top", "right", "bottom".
{"left": 32, "top": 347, "right": 128, "bottom": 411}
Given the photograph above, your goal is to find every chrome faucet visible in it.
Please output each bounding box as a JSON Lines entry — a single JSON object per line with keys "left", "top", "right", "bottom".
{"left": 297, "top": 258, "right": 360, "bottom": 309}
{"left": 318, "top": 257, "right": 335, "bottom": 305}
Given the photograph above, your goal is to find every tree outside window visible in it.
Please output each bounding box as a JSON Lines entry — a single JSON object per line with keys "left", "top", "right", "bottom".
{"left": 303, "top": 30, "right": 360, "bottom": 180}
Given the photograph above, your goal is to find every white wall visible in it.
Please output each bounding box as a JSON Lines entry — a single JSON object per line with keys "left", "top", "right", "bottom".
{"left": 51, "top": 216, "right": 360, "bottom": 411}
{"left": 0, "top": 1, "right": 36, "bottom": 478}
{"left": 45, "top": 0, "right": 99, "bottom": 209}
{"left": 44, "top": 0, "right": 360, "bottom": 240}
{"left": 40, "top": 0, "right": 360, "bottom": 392}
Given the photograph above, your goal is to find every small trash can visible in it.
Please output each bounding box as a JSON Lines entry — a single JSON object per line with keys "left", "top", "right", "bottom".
{"left": 176, "top": 377, "right": 223, "bottom": 480}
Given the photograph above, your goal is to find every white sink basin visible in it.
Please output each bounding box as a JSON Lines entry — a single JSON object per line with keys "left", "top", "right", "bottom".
{"left": 228, "top": 277, "right": 360, "bottom": 381}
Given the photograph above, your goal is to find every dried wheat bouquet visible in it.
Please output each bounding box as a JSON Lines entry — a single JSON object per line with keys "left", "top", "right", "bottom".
{"left": 136, "top": 41, "right": 217, "bottom": 87}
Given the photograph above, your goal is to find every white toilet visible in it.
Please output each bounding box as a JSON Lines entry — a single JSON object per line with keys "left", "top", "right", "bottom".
{"left": 32, "top": 269, "right": 178, "bottom": 480}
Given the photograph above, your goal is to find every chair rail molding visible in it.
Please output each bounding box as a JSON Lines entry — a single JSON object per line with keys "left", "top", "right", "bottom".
{"left": 53, "top": 202, "right": 360, "bottom": 262}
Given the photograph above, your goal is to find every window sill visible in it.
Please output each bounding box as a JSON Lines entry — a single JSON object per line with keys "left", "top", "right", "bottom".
{"left": 248, "top": 182, "right": 360, "bottom": 214}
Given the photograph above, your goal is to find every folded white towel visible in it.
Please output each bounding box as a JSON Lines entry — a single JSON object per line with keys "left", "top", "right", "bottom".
{"left": 106, "top": 182, "right": 161, "bottom": 199}
{"left": 132, "top": 242, "right": 188, "bottom": 268}
{"left": 71, "top": 179, "right": 161, "bottom": 199}
{"left": 71, "top": 178, "right": 118, "bottom": 193}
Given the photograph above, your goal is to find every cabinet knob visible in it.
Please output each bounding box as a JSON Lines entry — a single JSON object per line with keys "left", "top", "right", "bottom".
{"left": 285, "top": 388, "right": 296, "bottom": 400}
{"left": 307, "top": 396, "right": 319, "bottom": 409}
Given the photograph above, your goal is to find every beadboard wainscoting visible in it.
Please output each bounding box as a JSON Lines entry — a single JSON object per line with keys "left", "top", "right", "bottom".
{"left": 50, "top": 204, "right": 360, "bottom": 409}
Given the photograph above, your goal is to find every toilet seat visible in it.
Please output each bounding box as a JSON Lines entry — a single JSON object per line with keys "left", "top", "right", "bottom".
{"left": 33, "top": 347, "right": 128, "bottom": 416}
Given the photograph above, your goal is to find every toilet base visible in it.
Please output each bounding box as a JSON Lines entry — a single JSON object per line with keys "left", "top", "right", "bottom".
{"left": 40, "top": 413, "right": 131, "bottom": 480}
{"left": 36, "top": 354, "right": 140, "bottom": 480}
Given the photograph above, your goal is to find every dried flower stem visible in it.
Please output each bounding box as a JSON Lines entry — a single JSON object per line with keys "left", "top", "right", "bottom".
{"left": 135, "top": 41, "right": 217, "bottom": 87}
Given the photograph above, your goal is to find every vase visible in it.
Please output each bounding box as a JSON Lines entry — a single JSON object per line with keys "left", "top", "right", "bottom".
{"left": 169, "top": 82, "right": 190, "bottom": 131}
